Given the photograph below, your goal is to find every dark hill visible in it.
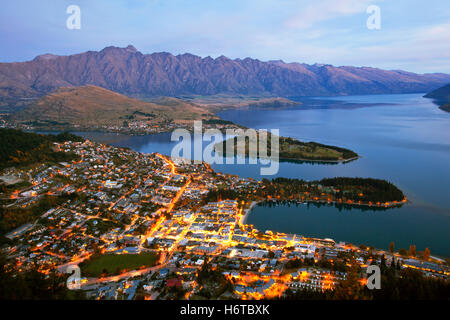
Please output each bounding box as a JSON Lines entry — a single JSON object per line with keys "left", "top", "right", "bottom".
{"left": 0, "top": 129, "right": 82, "bottom": 170}
{"left": 424, "top": 83, "right": 450, "bottom": 112}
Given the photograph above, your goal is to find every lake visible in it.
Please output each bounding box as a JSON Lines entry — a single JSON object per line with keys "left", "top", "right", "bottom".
{"left": 76, "top": 93, "right": 450, "bottom": 257}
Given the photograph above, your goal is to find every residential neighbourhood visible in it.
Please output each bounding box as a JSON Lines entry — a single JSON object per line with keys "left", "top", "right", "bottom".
{"left": 1, "top": 139, "right": 448, "bottom": 300}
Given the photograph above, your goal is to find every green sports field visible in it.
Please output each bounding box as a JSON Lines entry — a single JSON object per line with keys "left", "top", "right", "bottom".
{"left": 80, "top": 252, "right": 159, "bottom": 277}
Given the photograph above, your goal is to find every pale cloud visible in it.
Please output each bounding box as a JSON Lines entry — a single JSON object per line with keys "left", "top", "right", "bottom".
{"left": 249, "top": 32, "right": 352, "bottom": 64}
{"left": 356, "top": 23, "right": 450, "bottom": 69}
{"left": 285, "top": 0, "right": 380, "bottom": 29}
{"left": 414, "top": 23, "right": 450, "bottom": 44}
{"left": 245, "top": 21, "right": 450, "bottom": 73}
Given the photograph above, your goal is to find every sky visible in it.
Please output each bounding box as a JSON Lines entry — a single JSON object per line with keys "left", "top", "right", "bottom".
{"left": 1, "top": 0, "right": 449, "bottom": 73}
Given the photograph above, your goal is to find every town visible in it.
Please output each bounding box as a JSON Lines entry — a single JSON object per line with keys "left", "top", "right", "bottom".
{"left": 0, "top": 113, "right": 243, "bottom": 136}
{"left": 1, "top": 138, "right": 449, "bottom": 300}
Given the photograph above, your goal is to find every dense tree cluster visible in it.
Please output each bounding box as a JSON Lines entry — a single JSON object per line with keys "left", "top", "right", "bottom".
{"left": 283, "top": 256, "right": 450, "bottom": 300}
{"left": 196, "top": 262, "right": 233, "bottom": 299}
{"left": 0, "top": 193, "right": 81, "bottom": 235}
{"left": 203, "top": 189, "right": 243, "bottom": 203}
{"left": 285, "top": 256, "right": 347, "bottom": 273}
{"left": 0, "top": 129, "right": 82, "bottom": 170}
{"left": 281, "top": 138, "right": 358, "bottom": 160}
{"left": 0, "top": 252, "right": 84, "bottom": 299}
{"left": 204, "top": 176, "right": 405, "bottom": 205}
{"left": 369, "top": 257, "right": 450, "bottom": 300}
{"left": 261, "top": 178, "right": 313, "bottom": 199}
{"left": 202, "top": 119, "right": 234, "bottom": 125}
{"left": 319, "top": 177, "right": 405, "bottom": 202}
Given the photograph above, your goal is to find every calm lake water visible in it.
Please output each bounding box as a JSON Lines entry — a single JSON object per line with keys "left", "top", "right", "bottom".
{"left": 77, "top": 93, "right": 450, "bottom": 256}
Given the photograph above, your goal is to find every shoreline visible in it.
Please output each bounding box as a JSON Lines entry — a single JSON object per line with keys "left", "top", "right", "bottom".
{"left": 242, "top": 197, "right": 408, "bottom": 228}
{"left": 243, "top": 199, "right": 448, "bottom": 259}
{"left": 278, "top": 155, "right": 360, "bottom": 164}
{"left": 217, "top": 150, "right": 360, "bottom": 164}
{"left": 28, "top": 127, "right": 359, "bottom": 165}
{"left": 241, "top": 201, "right": 257, "bottom": 225}
{"left": 257, "top": 198, "right": 408, "bottom": 209}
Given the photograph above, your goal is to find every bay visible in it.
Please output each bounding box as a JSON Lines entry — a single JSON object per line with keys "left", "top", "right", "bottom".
{"left": 76, "top": 93, "right": 450, "bottom": 256}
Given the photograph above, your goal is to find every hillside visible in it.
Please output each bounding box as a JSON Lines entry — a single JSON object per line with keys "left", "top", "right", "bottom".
{"left": 0, "top": 129, "right": 81, "bottom": 170}
{"left": 424, "top": 83, "right": 450, "bottom": 112}
{"left": 1, "top": 45, "right": 450, "bottom": 109}
{"left": 9, "top": 85, "right": 218, "bottom": 131}
{"left": 215, "top": 132, "right": 358, "bottom": 162}
{"left": 440, "top": 104, "right": 450, "bottom": 112}
{"left": 189, "top": 95, "right": 301, "bottom": 110}
{"left": 424, "top": 83, "right": 450, "bottom": 101}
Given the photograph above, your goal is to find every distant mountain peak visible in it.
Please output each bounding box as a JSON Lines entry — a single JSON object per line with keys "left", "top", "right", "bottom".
{"left": 100, "top": 45, "right": 140, "bottom": 54}
{"left": 215, "top": 55, "right": 230, "bottom": 61}
{"left": 33, "top": 53, "right": 60, "bottom": 61}
{"left": 125, "top": 45, "right": 138, "bottom": 52}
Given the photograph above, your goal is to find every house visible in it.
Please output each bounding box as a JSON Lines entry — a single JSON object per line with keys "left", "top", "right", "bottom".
{"left": 166, "top": 278, "right": 183, "bottom": 288}
{"left": 104, "top": 180, "right": 118, "bottom": 188}
{"left": 159, "top": 268, "right": 169, "bottom": 278}
{"left": 195, "top": 259, "right": 204, "bottom": 266}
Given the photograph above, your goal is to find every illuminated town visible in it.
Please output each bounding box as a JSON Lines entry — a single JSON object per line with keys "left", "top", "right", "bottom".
{"left": 1, "top": 139, "right": 448, "bottom": 300}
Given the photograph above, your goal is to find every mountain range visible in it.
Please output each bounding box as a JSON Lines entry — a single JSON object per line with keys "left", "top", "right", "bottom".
{"left": 1, "top": 45, "right": 450, "bottom": 109}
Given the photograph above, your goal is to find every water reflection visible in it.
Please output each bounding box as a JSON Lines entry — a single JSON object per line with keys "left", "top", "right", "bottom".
{"left": 77, "top": 93, "right": 450, "bottom": 256}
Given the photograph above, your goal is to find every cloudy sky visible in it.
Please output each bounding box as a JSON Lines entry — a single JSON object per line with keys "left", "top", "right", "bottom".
{"left": 1, "top": 0, "right": 449, "bottom": 73}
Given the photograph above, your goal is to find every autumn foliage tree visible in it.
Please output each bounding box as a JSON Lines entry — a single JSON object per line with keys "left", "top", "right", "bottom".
{"left": 389, "top": 242, "right": 395, "bottom": 253}
{"left": 409, "top": 245, "right": 416, "bottom": 257}
{"left": 423, "top": 248, "right": 430, "bottom": 261}
{"left": 333, "top": 261, "right": 367, "bottom": 300}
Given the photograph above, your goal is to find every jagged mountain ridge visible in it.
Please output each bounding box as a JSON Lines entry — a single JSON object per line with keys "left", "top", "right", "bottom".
{"left": 1, "top": 45, "right": 450, "bottom": 105}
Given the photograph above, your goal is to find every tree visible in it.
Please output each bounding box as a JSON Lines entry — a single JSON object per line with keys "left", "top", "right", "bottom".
{"left": 380, "top": 254, "right": 387, "bottom": 271}
{"left": 423, "top": 248, "right": 430, "bottom": 261}
{"left": 92, "top": 242, "right": 102, "bottom": 255}
{"left": 390, "top": 257, "right": 397, "bottom": 271}
{"left": 0, "top": 252, "right": 85, "bottom": 299}
{"left": 389, "top": 242, "right": 395, "bottom": 254}
{"left": 408, "top": 245, "right": 416, "bottom": 257}
{"left": 333, "top": 261, "right": 367, "bottom": 300}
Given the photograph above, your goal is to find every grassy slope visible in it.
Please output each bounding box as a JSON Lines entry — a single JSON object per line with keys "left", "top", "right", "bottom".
{"left": 185, "top": 94, "right": 301, "bottom": 111}
{"left": 11, "top": 85, "right": 218, "bottom": 128}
